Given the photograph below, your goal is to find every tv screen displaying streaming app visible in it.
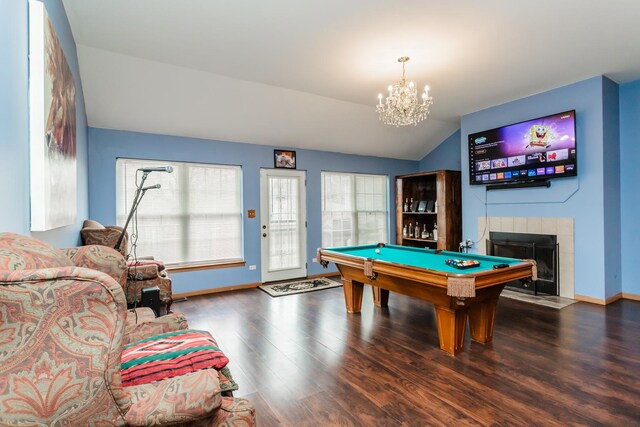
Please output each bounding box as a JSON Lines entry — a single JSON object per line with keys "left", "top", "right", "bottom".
{"left": 468, "top": 110, "right": 577, "bottom": 186}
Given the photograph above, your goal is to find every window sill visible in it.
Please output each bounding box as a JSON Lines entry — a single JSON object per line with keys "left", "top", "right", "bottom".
{"left": 166, "top": 260, "right": 246, "bottom": 273}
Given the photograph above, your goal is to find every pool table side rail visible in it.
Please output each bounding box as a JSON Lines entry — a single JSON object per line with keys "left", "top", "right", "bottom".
{"left": 317, "top": 248, "right": 535, "bottom": 292}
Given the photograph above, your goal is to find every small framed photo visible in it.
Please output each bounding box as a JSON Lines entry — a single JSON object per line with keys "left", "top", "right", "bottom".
{"left": 274, "top": 150, "right": 296, "bottom": 169}
{"left": 417, "top": 200, "right": 427, "bottom": 212}
{"left": 426, "top": 200, "right": 435, "bottom": 212}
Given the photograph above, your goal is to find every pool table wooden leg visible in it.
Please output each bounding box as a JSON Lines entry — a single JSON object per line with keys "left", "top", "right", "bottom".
{"left": 468, "top": 297, "right": 499, "bottom": 343}
{"left": 372, "top": 286, "right": 389, "bottom": 307}
{"left": 343, "top": 279, "right": 364, "bottom": 313}
{"left": 434, "top": 306, "right": 468, "bottom": 355}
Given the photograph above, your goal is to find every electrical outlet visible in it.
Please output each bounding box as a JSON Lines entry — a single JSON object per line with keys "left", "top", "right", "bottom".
{"left": 459, "top": 239, "right": 474, "bottom": 253}
{"left": 312, "top": 257, "right": 318, "bottom": 263}
{"left": 460, "top": 239, "right": 473, "bottom": 248}
{"left": 249, "top": 265, "right": 256, "bottom": 270}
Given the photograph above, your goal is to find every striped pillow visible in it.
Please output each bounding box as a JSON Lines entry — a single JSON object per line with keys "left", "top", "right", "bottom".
{"left": 121, "top": 329, "right": 229, "bottom": 387}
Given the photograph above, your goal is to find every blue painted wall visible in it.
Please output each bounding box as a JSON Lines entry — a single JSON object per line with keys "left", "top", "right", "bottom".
{"left": 0, "top": 0, "right": 88, "bottom": 247}
{"left": 3, "top": 1, "right": 631, "bottom": 301}
{"left": 418, "top": 130, "right": 461, "bottom": 172}
{"left": 420, "top": 77, "right": 639, "bottom": 300}
{"left": 87, "top": 128, "right": 418, "bottom": 294}
{"left": 601, "top": 77, "right": 621, "bottom": 298}
{"left": 0, "top": 0, "right": 29, "bottom": 235}
{"left": 460, "top": 76, "right": 612, "bottom": 299}
{"left": 619, "top": 80, "right": 640, "bottom": 295}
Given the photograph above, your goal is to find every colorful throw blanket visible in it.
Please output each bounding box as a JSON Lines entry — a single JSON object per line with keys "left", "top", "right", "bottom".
{"left": 121, "top": 329, "right": 229, "bottom": 387}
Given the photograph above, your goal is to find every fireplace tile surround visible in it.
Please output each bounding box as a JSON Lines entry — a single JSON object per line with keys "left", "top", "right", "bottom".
{"left": 478, "top": 217, "right": 574, "bottom": 299}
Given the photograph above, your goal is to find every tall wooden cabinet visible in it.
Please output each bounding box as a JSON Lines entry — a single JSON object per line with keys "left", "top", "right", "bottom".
{"left": 395, "top": 170, "right": 462, "bottom": 251}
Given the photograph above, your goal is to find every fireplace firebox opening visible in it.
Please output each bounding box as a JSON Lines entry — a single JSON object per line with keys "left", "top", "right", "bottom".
{"left": 487, "top": 231, "right": 559, "bottom": 296}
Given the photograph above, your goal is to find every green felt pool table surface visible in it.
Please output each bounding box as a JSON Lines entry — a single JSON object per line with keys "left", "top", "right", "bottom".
{"left": 324, "top": 244, "right": 522, "bottom": 275}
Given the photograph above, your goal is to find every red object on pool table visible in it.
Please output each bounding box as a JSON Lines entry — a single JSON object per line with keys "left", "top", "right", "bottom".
{"left": 318, "top": 244, "right": 536, "bottom": 355}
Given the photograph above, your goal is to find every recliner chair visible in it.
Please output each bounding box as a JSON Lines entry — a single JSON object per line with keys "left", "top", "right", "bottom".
{"left": 80, "top": 219, "right": 173, "bottom": 313}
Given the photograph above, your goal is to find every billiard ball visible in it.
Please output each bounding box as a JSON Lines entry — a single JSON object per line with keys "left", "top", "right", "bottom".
{"left": 375, "top": 249, "right": 380, "bottom": 254}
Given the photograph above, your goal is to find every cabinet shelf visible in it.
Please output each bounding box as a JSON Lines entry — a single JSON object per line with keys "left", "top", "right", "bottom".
{"left": 402, "top": 212, "right": 437, "bottom": 215}
{"left": 402, "top": 237, "right": 437, "bottom": 243}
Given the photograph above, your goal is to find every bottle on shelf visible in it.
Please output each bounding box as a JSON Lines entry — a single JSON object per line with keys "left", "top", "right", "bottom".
{"left": 421, "top": 224, "right": 428, "bottom": 239}
{"left": 402, "top": 224, "right": 408, "bottom": 238}
{"left": 433, "top": 223, "right": 438, "bottom": 241}
{"left": 408, "top": 223, "right": 414, "bottom": 238}
{"left": 434, "top": 200, "right": 438, "bottom": 212}
{"left": 415, "top": 222, "right": 419, "bottom": 238}
{"left": 409, "top": 197, "right": 414, "bottom": 212}
{"left": 403, "top": 198, "right": 409, "bottom": 212}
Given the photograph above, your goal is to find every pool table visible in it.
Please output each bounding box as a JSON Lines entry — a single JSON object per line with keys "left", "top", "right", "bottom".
{"left": 317, "top": 244, "right": 536, "bottom": 355}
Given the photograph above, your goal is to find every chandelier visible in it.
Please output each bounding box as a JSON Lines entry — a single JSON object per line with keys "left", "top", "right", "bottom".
{"left": 376, "top": 56, "right": 433, "bottom": 127}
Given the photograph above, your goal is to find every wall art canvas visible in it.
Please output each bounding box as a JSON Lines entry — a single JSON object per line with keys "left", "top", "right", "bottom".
{"left": 29, "top": 0, "right": 77, "bottom": 230}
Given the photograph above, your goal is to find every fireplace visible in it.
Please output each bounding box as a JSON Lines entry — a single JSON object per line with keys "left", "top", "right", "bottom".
{"left": 478, "top": 217, "right": 573, "bottom": 298}
{"left": 487, "top": 231, "right": 559, "bottom": 296}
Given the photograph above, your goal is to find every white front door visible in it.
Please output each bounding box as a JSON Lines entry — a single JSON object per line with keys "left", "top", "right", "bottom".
{"left": 260, "top": 169, "right": 307, "bottom": 282}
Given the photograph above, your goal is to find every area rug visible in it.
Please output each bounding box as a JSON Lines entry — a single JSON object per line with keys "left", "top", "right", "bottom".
{"left": 501, "top": 289, "right": 577, "bottom": 309}
{"left": 259, "top": 277, "right": 342, "bottom": 297}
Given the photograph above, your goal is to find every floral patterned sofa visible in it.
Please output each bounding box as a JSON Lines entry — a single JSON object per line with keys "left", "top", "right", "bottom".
{"left": 0, "top": 233, "right": 255, "bottom": 426}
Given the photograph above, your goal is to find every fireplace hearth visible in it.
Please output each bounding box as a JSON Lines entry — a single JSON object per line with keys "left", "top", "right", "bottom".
{"left": 487, "top": 231, "right": 559, "bottom": 296}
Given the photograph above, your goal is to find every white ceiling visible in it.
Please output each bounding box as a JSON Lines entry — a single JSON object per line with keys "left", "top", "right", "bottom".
{"left": 62, "top": 0, "right": 640, "bottom": 160}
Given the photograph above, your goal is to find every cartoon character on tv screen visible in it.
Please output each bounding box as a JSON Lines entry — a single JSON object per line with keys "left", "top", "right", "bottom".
{"left": 526, "top": 125, "right": 552, "bottom": 149}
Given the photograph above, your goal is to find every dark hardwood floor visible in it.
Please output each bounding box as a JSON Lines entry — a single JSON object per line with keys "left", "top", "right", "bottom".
{"left": 174, "top": 281, "right": 640, "bottom": 426}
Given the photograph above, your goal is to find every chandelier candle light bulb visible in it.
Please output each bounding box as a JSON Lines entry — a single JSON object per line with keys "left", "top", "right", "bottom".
{"left": 376, "top": 56, "right": 433, "bottom": 127}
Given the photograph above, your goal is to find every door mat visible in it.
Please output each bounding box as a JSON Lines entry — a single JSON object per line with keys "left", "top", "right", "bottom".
{"left": 501, "top": 289, "right": 577, "bottom": 309}
{"left": 259, "top": 277, "right": 342, "bottom": 297}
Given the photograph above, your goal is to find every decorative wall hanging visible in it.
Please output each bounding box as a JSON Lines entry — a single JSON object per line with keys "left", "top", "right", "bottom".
{"left": 29, "top": 0, "right": 77, "bottom": 230}
{"left": 274, "top": 150, "right": 296, "bottom": 169}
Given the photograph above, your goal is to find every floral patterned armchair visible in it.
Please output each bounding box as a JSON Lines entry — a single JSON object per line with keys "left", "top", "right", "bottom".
{"left": 80, "top": 219, "right": 173, "bottom": 313}
{"left": 0, "top": 233, "right": 255, "bottom": 426}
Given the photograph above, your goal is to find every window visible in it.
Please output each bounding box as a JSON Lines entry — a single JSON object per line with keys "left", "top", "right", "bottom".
{"left": 116, "top": 159, "right": 243, "bottom": 266}
{"left": 321, "top": 172, "right": 388, "bottom": 247}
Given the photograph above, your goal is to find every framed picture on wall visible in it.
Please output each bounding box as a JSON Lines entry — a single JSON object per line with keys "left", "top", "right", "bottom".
{"left": 274, "top": 150, "right": 296, "bottom": 169}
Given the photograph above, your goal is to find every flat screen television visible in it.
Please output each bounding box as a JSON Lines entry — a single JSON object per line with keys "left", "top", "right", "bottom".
{"left": 468, "top": 110, "right": 577, "bottom": 186}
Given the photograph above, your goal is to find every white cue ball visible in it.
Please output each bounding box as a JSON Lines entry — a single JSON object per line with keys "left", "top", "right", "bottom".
{"left": 375, "top": 249, "right": 380, "bottom": 254}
